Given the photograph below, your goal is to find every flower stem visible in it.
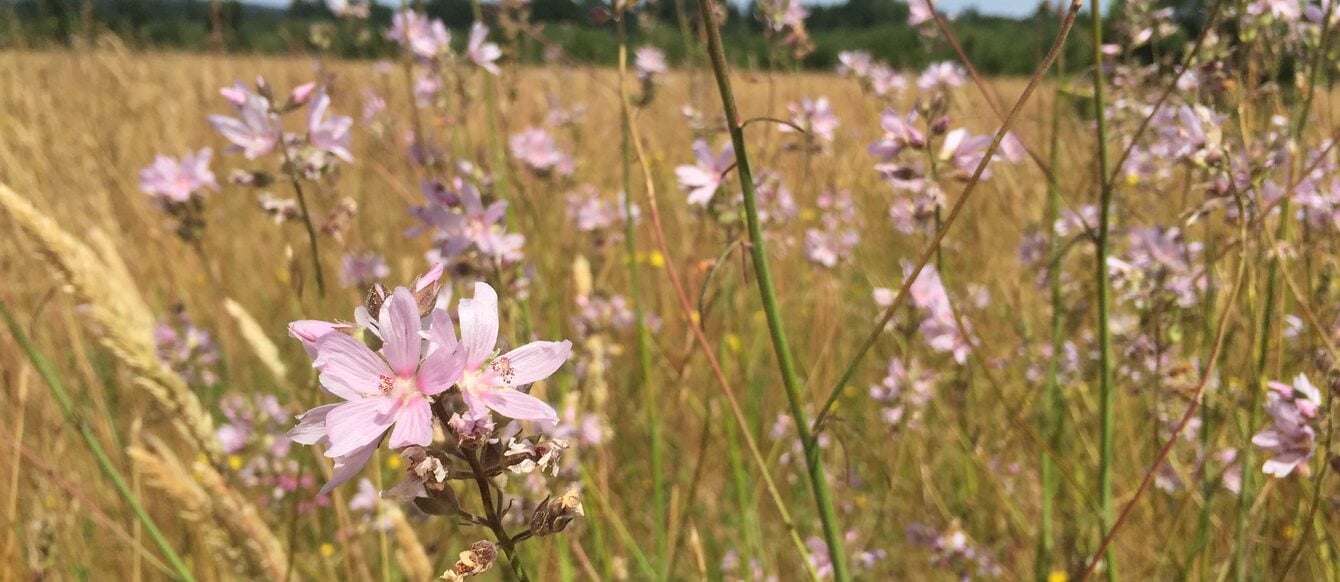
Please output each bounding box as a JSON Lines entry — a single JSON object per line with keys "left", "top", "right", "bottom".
{"left": 463, "top": 446, "right": 530, "bottom": 582}
{"left": 278, "top": 142, "right": 327, "bottom": 298}
{"left": 692, "top": 1, "right": 849, "bottom": 578}
{"left": 616, "top": 11, "right": 667, "bottom": 578}
{"left": 1037, "top": 30, "right": 1066, "bottom": 579}
{"left": 1, "top": 302, "right": 197, "bottom": 582}
{"left": 1089, "top": 6, "right": 1117, "bottom": 579}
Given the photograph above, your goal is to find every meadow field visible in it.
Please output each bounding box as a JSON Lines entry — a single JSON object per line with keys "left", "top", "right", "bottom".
{"left": 1, "top": 2, "right": 1339, "bottom": 580}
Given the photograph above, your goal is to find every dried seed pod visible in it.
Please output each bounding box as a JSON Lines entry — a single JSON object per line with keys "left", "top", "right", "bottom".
{"left": 440, "top": 541, "right": 498, "bottom": 581}
{"left": 528, "top": 489, "right": 584, "bottom": 537}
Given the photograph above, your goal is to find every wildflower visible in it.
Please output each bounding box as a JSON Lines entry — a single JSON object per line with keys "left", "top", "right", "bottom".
{"left": 139, "top": 148, "right": 218, "bottom": 203}
{"left": 676, "top": 139, "right": 734, "bottom": 206}
{"left": 340, "top": 251, "right": 390, "bottom": 289}
{"left": 389, "top": 10, "right": 451, "bottom": 60}
{"left": 509, "top": 127, "right": 574, "bottom": 176}
{"left": 917, "top": 61, "right": 966, "bottom": 93}
{"left": 293, "top": 288, "right": 468, "bottom": 491}
{"left": 453, "top": 282, "right": 570, "bottom": 424}
{"left": 209, "top": 83, "right": 280, "bottom": 159}
{"left": 1253, "top": 373, "right": 1322, "bottom": 477}
{"left": 907, "top": 0, "right": 934, "bottom": 26}
{"left": 869, "top": 108, "right": 926, "bottom": 161}
{"left": 307, "top": 89, "right": 354, "bottom": 163}
{"left": 155, "top": 309, "right": 221, "bottom": 388}
{"left": 467, "top": 23, "right": 502, "bottom": 76}
{"left": 837, "top": 51, "right": 873, "bottom": 78}
{"left": 781, "top": 96, "right": 839, "bottom": 146}
{"left": 327, "top": 0, "right": 370, "bottom": 18}
{"left": 635, "top": 46, "right": 668, "bottom": 82}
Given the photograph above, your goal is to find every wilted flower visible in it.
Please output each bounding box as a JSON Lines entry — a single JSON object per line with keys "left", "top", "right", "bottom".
{"left": 441, "top": 541, "right": 498, "bottom": 581}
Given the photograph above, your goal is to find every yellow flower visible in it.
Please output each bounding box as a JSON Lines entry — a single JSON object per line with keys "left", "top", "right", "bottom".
{"left": 647, "top": 251, "right": 665, "bottom": 268}
{"left": 725, "top": 333, "right": 742, "bottom": 354}
{"left": 1126, "top": 173, "right": 1140, "bottom": 186}
{"left": 1048, "top": 571, "right": 1068, "bottom": 582}
{"left": 227, "top": 454, "right": 244, "bottom": 471}
{"left": 319, "top": 543, "right": 335, "bottom": 558}
{"left": 386, "top": 454, "right": 403, "bottom": 470}
{"left": 800, "top": 208, "right": 818, "bottom": 221}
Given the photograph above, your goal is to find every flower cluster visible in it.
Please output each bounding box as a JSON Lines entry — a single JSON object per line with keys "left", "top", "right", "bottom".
{"left": 155, "top": 308, "right": 221, "bottom": 389}
{"left": 1253, "top": 373, "right": 1324, "bottom": 478}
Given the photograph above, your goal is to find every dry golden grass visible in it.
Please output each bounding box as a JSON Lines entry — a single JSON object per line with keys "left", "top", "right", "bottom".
{"left": 2, "top": 46, "right": 1327, "bottom": 580}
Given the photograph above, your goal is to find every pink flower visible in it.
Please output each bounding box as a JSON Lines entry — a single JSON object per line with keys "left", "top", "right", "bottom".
{"left": 308, "top": 89, "right": 354, "bottom": 162}
{"left": 389, "top": 10, "right": 451, "bottom": 60}
{"left": 452, "top": 282, "right": 570, "bottom": 424}
{"left": 782, "top": 96, "right": 839, "bottom": 144}
{"left": 907, "top": 0, "right": 934, "bottom": 26}
{"left": 917, "top": 61, "right": 966, "bottom": 92}
{"left": 467, "top": 22, "right": 502, "bottom": 76}
{"left": 869, "top": 108, "right": 926, "bottom": 161}
{"left": 634, "top": 46, "right": 668, "bottom": 82}
{"left": 295, "top": 288, "right": 468, "bottom": 491}
{"left": 509, "top": 128, "right": 573, "bottom": 176}
{"left": 676, "top": 139, "right": 734, "bottom": 206}
{"left": 209, "top": 83, "right": 280, "bottom": 159}
{"left": 138, "top": 148, "right": 218, "bottom": 203}
{"left": 1253, "top": 373, "right": 1322, "bottom": 478}
{"left": 288, "top": 319, "right": 355, "bottom": 358}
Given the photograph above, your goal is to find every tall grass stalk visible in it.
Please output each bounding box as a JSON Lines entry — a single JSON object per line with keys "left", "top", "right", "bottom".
{"left": 1037, "top": 38, "right": 1066, "bottom": 580}
{"left": 1088, "top": 5, "right": 1117, "bottom": 579}
{"left": 616, "top": 10, "right": 667, "bottom": 577}
{"left": 693, "top": 0, "right": 850, "bottom": 577}
{"left": 1, "top": 302, "right": 196, "bottom": 582}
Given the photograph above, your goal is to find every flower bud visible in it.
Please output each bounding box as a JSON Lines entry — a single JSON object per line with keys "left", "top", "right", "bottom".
{"left": 289, "top": 82, "right": 318, "bottom": 106}
{"left": 440, "top": 541, "right": 498, "bottom": 581}
{"left": 931, "top": 116, "right": 950, "bottom": 135}
{"left": 528, "top": 489, "right": 584, "bottom": 536}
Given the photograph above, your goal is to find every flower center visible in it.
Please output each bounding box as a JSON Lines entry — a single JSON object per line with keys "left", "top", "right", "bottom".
{"left": 491, "top": 356, "right": 515, "bottom": 384}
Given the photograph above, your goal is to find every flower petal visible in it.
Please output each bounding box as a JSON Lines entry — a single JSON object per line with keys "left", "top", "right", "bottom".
{"left": 458, "top": 282, "right": 499, "bottom": 368}
{"left": 380, "top": 287, "right": 423, "bottom": 376}
{"left": 418, "top": 344, "right": 467, "bottom": 396}
{"left": 289, "top": 403, "right": 339, "bottom": 445}
{"left": 314, "top": 333, "right": 394, "bottom": 401}
{"left": 321, "top": 440, "right": 379, "bottom": 494}
{"left": 479, "top": 388, "right": 559, "bottom": 424}
{"left": 388, "top": 399, "right": 434, "bottom": 449}
{"left": 324, "top": 398, "right": 396, "bottom": 458}
{"left": 490, "top": 340, "right": 571, "bottom": 387}
{"left": 424, "top": 309, "right": 459, "bottom": 354}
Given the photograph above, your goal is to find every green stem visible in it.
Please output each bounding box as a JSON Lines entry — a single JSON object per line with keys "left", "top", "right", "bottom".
{"left": 278, "top": 140, "right": 327, "bottom": 298}
{"left": 1089, "top": 6, "right": 1117, "bottom": 580}
{"left": 1037, "top": 38, "right": 1066, "bottom": 580}
{"left": 1, "top": 303, "right": 196, "bottom": 582}
{"left": 693, "top": 1, "right": 850, "bottom": 578}
{"left": 617, "top": 12, "right": 667, "bottom": 578}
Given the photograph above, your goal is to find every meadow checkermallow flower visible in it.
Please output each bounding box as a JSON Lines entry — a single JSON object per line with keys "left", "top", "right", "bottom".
{"left": 451, "top": 282, "right": 570, "bottom": 424}
{"left": 139, "top": 148, "right": 218, "bottom": 203}
{"left": 1253, "top": 373, "right": 1323, "bottom": 478}
{"left": 634, "top": 46, "right": 667, "bottom": 82}
{"left": 467, "top": 22, "right": 502, "bottom": 76}
{"left": 210, "top": 82, "right": 281, "bottom": 159}
{"left": 307, "top": 89, "right": 354, "bottom": 163}
{"left": 677, "top": 139, "right": 734, "bottom": 207}
{"left": 510, "top": 127, "right": 574, "bottom": 176}
{"left": 389, "top": 10, "right": 451, "bottom": 61}
{"left": 781, "top": 96, "right": 839, "bottom": 149}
